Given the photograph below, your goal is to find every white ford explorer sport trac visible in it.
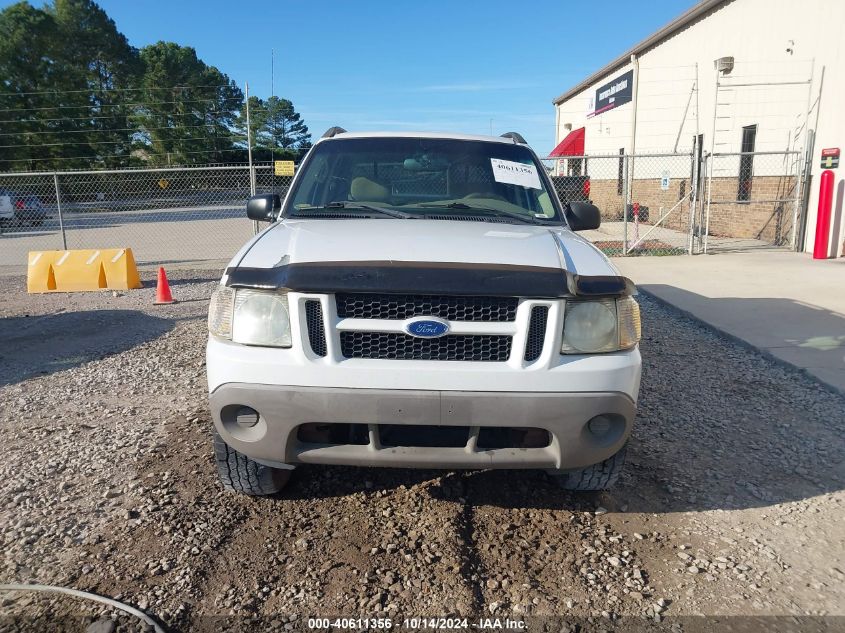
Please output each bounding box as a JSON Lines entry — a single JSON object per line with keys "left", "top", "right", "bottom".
{"left": 206, "top": 129, "right": 642, "bottom": 496}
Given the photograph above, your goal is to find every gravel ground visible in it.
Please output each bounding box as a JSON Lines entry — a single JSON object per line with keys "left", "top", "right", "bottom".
{"left": 0, "top": 269, "right": 843, "bottom": 632}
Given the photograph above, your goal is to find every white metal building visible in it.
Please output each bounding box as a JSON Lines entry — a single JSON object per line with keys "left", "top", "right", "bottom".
{"left": 552, "top": 0, "right": 844, "bottom": 256}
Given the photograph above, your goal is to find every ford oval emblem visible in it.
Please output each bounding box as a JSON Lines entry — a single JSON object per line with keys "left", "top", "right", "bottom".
{"left": 405, "top": 317, "right": 450, "bottom": 338}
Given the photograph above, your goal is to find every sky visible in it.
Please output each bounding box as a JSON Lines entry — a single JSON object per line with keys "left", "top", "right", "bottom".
{"left": 6, "top": 0, "right": 694, "bottom": 155}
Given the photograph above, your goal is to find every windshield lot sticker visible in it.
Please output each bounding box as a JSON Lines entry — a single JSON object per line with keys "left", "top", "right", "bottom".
{"left": 490, "top": 158, "right": 542, "bottom": 189}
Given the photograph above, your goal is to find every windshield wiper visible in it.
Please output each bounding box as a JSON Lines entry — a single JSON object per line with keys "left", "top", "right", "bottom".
{"left": 421, "top": 202, "right": 539, "bottom": 225}
{"left": 294, "top": 201, "right": 414, "bottom": 219}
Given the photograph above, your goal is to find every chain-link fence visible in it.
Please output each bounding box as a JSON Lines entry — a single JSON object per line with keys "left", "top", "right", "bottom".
{"left": 543, "top": 152, "right": 699, "bottom": 256}
{"left": 700, "top": 150, "right": 802, "bottom": 253}
{"left": 0, "top": 164, "right": 292, "bottom": 267}
{"left": 1, "top": 150, "right": 804, "bottom": 269}
{"left": 543, "top": 149, "right": 802, "bottom": 256}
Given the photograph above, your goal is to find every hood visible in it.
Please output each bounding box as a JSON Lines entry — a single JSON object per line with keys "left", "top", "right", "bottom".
{"left": 235, "top": 219, "right": 616, "bottom": 277}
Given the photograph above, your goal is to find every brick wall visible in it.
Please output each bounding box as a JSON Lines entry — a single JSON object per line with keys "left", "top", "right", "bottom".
{"left": 582, "top": 175, "right": 796, "bottom": 245}
{"left": 706, "top": 175, "right": 797, "bottom": 244}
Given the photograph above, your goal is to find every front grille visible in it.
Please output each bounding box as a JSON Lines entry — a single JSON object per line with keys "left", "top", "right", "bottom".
{"left": 524, "top": 306, "right": 549, "bottom": 362}
{"left": 340, "top": 332, "right": 511, "bottom": 361}
{"left": 304, "top": 300, "right": 327, "bottom": 357}
{"left": 336, "top": 293, "right": 517, "bottom": 322}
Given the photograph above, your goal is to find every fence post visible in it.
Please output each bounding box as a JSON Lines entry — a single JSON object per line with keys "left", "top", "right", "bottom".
{"left": 792, "top": 59, "right": 815, "bottom": 251}
{"left": 703, "top": 152, "right": 714, "bottom": 254}
{"left": 688, "top": 145, "right": 699, "bottom": 255}
{"left": 622, "top": 154, "right": 630, "bottom": 255}
{"left": 53, "top": 172, "right": 67, "bottom": 250}
{"left": 796, "top": 129, "right": 816, "bottom": 251}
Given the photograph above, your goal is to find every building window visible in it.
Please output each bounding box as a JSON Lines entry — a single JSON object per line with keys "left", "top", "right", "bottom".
{"left": 738, "top": 125, "right": 757, "bottom": 202}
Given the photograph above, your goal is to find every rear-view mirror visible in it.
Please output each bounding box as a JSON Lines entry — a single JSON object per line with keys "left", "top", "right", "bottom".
{"left": 403, "top": 155, "right": 449, "bottom": 171}
{"left": 566, "top": 201, "right": 601, "bottom": 231}
{"left": 246, "top": 194, "right": 281, "bottom": 222}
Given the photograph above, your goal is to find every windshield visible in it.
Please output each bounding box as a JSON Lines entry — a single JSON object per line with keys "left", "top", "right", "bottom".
{"left": 284, "top": 137, "right": 562, "bottom": 224}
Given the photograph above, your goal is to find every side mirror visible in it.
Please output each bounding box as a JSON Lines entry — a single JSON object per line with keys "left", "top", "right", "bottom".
{"left": 246, "top": 193, "right": 281, "bottom": 222}
{"left": 565, "top": 201, "right": 601, "bottom": 231}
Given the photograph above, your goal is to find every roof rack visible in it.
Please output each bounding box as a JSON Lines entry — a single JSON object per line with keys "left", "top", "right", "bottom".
{"left": 500, "top": 132, "right": 527, "bottom": 144}
{"left": 321, "top": 126, "right": 347, "bottom": 139}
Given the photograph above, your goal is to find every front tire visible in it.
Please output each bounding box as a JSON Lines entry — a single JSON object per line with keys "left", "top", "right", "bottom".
{"left": 551, "top": 444, "right": 627, "bottom": 491}
{"left": 213, "top": 431, "right": 291, "bottom": 495}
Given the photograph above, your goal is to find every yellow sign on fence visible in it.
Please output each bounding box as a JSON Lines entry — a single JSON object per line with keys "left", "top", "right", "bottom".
{"left": 274, "top": 160, "right": 295, "bottom": 176}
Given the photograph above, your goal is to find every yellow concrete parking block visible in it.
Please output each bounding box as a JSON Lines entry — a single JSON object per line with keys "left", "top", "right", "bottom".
{"left": 27, "top": 248, "right": 143, "bottom": 293}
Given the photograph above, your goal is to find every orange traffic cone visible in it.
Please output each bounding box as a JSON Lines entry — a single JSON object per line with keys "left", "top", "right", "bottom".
{"left": 154, "top": 266, "right": 175, "bottom": 305}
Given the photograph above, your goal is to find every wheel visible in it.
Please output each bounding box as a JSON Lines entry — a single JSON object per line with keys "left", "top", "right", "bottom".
{"left": 550, "top": 444, "right": 627, "bottom": 491}
{"left": 213, "top": 431, "right": 291, "bottom": 495}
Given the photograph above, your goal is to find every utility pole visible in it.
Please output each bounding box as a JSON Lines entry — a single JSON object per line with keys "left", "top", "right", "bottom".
{"left": 245, "top": 81, "right": 255, "bottom": 196}
{"left": 271, "top": 49, "right": 275, "bottom": 166}
{"left": 245, "top": 81, "right": 258, "bottom": 234}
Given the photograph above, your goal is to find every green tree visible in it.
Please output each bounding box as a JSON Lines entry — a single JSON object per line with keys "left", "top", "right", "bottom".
{"left": 1, "top": 1, "right": 299, "bottom": 170}
{"left": 235, "top": 95, "right": 311, "bottom": 160}
{"left": 0, "top": 0, "right": 141, "bottom": 170}
{"left": 47, "top": 0, "right": 142, "bottom": 168}
{"left": 0, "top": 2, "right": 61, "bottom": 170}
{"left": 260, "top": 96, "right": 311, "bottom": 151}
{"left": 236, "top": 95, "right": 267, "bottom": 152}
{"left": 135, "top": 42, "right": 243, "bottom": 165}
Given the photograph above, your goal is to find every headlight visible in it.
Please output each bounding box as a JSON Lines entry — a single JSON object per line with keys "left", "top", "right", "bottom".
{"left": 208, "top": 286, "right": 292, "bottom": 348}
{"left": 232, "top": 289, "right": 292, "bottom": 347}
{"left": 561, "top": 296, "right": 641, "bottom": 354}
{"left": 562, "top": 299, "right": 618, "bottom": 353}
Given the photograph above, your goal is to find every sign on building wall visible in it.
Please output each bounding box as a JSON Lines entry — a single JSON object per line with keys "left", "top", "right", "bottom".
{"left": 588, "top": 69, "right": 634, "bottom": 118}
{"left": 821, "top": 148, "right": 839, "bottom": 169}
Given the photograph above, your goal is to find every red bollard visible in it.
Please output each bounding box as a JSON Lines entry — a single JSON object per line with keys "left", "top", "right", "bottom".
{"left": 633, "top": 202, "right": 640, "bottom": 243}
{"left": 813, "top": 170, "right": 834, "bottom": 259}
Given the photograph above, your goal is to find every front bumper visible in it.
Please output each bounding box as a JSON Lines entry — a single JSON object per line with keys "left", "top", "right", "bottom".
{"left": 207, "top": 334, "right": 642, "bottom": 397}
{"left": 210, "top": 383, "right": 636, "bottom": 471}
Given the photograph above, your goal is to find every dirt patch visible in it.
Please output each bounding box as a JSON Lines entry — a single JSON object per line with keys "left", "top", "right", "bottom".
{"left": 1, "top": 272, "right": 843, "bottom": 632}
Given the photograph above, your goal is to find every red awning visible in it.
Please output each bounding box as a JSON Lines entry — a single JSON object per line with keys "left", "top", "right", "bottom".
{"left": 549, "top": 127, "right": 585, "bottom": 157}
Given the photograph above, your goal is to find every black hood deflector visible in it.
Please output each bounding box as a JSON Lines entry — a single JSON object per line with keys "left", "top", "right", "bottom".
{"left": 224, "top": 261, "right": 635, "bottom": 298}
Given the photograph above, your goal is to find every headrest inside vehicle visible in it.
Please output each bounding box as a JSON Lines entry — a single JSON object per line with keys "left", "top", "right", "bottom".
{"left": 350, "top": 177, "right": 390, "bottom": 202}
